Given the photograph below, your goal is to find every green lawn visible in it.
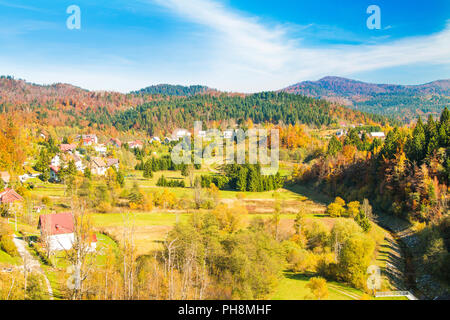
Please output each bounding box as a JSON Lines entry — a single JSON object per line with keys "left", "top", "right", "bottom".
{"left": 91, "top": 212, "right": 190, "bottom": 228}
{"left": 272, "top": 272, "right": 364, "bottom": 300}
{"left": 0, "top": 249, "right": 21, "bottom": 265}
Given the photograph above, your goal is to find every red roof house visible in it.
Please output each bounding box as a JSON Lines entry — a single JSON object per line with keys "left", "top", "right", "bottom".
{"left": 38, "top": 212, "right": 74, "bottom": 235}
{"left": 0, "top": 188, "right": 24, "bottom": 204}
{"left": 38, "top": 212, "right": 97, "bottom": 251}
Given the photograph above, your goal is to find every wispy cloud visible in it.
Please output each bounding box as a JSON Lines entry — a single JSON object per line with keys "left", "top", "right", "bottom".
{"left": 150, "top": 0, "right": 450, "bottom": 92}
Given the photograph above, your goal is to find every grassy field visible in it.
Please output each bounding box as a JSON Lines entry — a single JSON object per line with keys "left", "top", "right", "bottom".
{"left": 0, "top": 249, "right": 21, "bottom": 265}
{"left": 24, "top": 172, "right": 405, "bottom": 300}
{"left": 272, "top": 272, "right": 364, "bottom": 300}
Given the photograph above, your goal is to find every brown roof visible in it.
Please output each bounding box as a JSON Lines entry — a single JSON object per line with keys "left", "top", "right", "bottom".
{"left": 60, "top": 144, "right": 77, "bottom": 152}
{"left": 92, "top": 157, "right": 106, "bottom": 168}
{"left": 106, "top": 158, "right": 119, "bottom": 167}
{"left": 109, "top": 138, "right": 122, "bottom": 147}
{"left": 0, "top": 188, "right": 24, "bottom": 204}
{"left": 38, "top": 212, "right": 74, "bottom": 235}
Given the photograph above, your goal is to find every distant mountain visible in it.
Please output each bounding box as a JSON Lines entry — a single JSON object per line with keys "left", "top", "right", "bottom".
{"left": 282, "top": 76, "right": 450, "bottom": 121}
{"left": 131, "top": 84, "right": 217, "bottom": 96}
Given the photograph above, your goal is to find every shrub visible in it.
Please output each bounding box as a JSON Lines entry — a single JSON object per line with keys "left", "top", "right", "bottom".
{"left": 0, "top": 236, "right": 18, "bottom": 257}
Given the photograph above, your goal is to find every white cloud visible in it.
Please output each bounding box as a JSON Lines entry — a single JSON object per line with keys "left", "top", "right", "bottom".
{"left": 151, "top": 0, "right": 450, "bottom": 92}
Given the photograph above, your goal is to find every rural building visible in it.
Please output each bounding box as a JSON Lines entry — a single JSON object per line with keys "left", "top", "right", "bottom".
{"left": 128, "top": 140, "right": 144, "bottom": 149}
{"left": 91, "top": 157, "right": 107, "bottom": 175}
{"left": 60, "top": 143, "right": 77, "bottom": 153}
{"left": 172, "top": 129, "right": 191, "bottom": 140}
{"left": 51, "top": 155, "right": 61, "bottom": 167}
{"left": 0, "top": 188, "right": 23, "bottom": 205}
{"left": 109, "top": 138, "right": 122, "bottom": 148}
{"left": 49, "top": 166, "right": 60, "bottom": 181}
{"left": 38, "top": 212, "right": 97, "bottom": 252}
{"left": 106, "top": 158, "right": 119, "bottom": 170}
{"left": 370, "top": 132, "right": 385, "bottom": 139}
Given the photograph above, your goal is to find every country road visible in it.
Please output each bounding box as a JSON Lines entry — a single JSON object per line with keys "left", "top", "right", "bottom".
{"left": 12, "top": 236, "right": 54, "bottom": 300}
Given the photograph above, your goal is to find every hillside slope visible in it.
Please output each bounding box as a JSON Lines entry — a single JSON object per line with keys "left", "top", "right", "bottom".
{"left": 282, "top": 76, "right": 450, "bottom": 121}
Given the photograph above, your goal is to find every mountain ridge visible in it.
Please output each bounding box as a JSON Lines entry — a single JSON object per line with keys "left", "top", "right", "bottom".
{"left": 281, "top": 76, "right": 450, "bottom": 121}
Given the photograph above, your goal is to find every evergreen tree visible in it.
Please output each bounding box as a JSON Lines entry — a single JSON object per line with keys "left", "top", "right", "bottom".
{"left": 327, "top": 135, "right": 342, "bottom": 156}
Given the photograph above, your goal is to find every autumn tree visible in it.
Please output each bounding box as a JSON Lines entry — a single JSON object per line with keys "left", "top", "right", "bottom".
{"left": 306, "top": 277, "right": 329, "bottom": 300}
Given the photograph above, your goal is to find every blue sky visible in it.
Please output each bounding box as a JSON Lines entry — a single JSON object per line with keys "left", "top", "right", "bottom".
{"left": 0, "top": 0, "right": 448, "bottom": 92}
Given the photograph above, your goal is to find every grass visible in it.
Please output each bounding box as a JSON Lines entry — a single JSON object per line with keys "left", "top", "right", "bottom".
{"left": 271, "top": 272, "right": 364, "bottom": 300}
{"left": 92, "top": 212, "right": 190, "bottom": 228}
{"left": 0, "top": 249, "right": 21, "bottom": 265}
{"left": 92, "top": 212, "right": 190, "bottom": 255}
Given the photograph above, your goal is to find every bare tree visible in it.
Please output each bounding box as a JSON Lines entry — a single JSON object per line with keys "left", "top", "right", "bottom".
{"left": 64, "top": 199, "right": 98, "bottom": 300}
{"left": 121, "top": 211, "right": 136, "bottom": 299}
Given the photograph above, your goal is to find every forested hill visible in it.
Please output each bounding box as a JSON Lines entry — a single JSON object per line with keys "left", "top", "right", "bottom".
{"left": 131, "top": 84, "right": 216, "bottom": 96}
{"left": 282, "top": 76, "right": 450, "bottom": 122}
{"left": 0, "top": 76, "right": 393, "bottom": 132}
{"left": 111, "top": 92, "right": 392, "bottom": 135}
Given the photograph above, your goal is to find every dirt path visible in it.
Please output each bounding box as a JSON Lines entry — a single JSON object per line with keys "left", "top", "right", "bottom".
{"left": 328, "top": 284, "right": 360, "bottom": 300}
{"left": 13, "top": 236, "right": 54, "bottom": 300}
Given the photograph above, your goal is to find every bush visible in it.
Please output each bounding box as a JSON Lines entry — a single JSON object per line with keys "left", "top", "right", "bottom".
{"left": 97, "top": 201, "right": 112, "bottom": 213}
{"left": 0, "top": 235, "right": 19, "bottom": 257}
{"left": 26, "top": 273, "right": 48, "bottom": 300}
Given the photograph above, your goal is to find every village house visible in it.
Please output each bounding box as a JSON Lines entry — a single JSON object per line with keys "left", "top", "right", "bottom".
{"left": 0, "top": 188, "right": 23, "bottom": 205}
{"left": 38, "top": 212, "right": 97, "bottom": 252}
{"left": 78, "top": 134, "right": 98, "bottom": 146}
{"left": 51, "top": 154, "right": 61, "bottom": 167}
{"left": 223, "top": 129, "right": 234, "bottom": 140}
{"left": 90, "top": 157, "right": 107, "bottom": 176}
{"left": 128, "top": 140, "right": 144, "bottom": 149}
{"left": 150, "top": 136, "right": 161, "bottom": 144}
{"left": 172, "top": 129, "right": 191, "bottom": 140}
{"left": 94, "top": 144, "right": 107, "bottom": 155}
{"left": 49, "top": 166, "right": 60, "bottom": 181}
{"left": 59, "top": 143, "right": 77, "bottom": 153}
{"left": 106, "top": 158, "right": 119, "bottom": 170}
{"left": 370, "top": 132, "right": 386, "bottom": 139}
{"left": 71, "top": 154, "right": 84, "bottom": 172}
{"left": 109, "top": 138, "right": 122, "bottom": 148}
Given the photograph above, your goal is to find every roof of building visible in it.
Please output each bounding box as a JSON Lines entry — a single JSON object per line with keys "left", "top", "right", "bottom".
{"left": 106, "top": 158, "right": 119, "bottom": 167}
{"left": 38, "top": 212, "right": 97, "bottom": 243}
{"left": 109, "top": 138, "right": 122, "bottom": 147}
{"left": 92, "top": 157, "right": 106, "bottom": 168}
{"left": 60, "top": 144, "right": 77, "bottom": 152}
{"left": 0, "top": 188, "right": 24, "bottom": 204}
{"left": 38, "top": 212, "right": 74, "bottom": 235}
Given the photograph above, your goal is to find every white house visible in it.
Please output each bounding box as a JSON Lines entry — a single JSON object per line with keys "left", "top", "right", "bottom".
{"left": 94, "top": 144, "right": 107, "bottom": 155}
{"left": 370, "top": 132, "right": 385, "bottom": 139}
{"left": 72, "top": 154, "right": 84, "bottom": 172}
{"left": 51, "top": 155, "right": 61, "bottom": 167}
{"left": 150, "top": 136, "right": 161, "bottom": 144}
{"left": 127, "top": 140, "right": 144, "bottom": 149}
{"left": 38, "top": 212, "right": 97, "bottom": 252}
{"left": 172, "top": 129, "right": 191, "bottom": 140}
{"left": 223, "top": 130, "right": 234, "bottom": 140}
{"left": 91, "top": 157, "right": 107, "bottom": 176}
